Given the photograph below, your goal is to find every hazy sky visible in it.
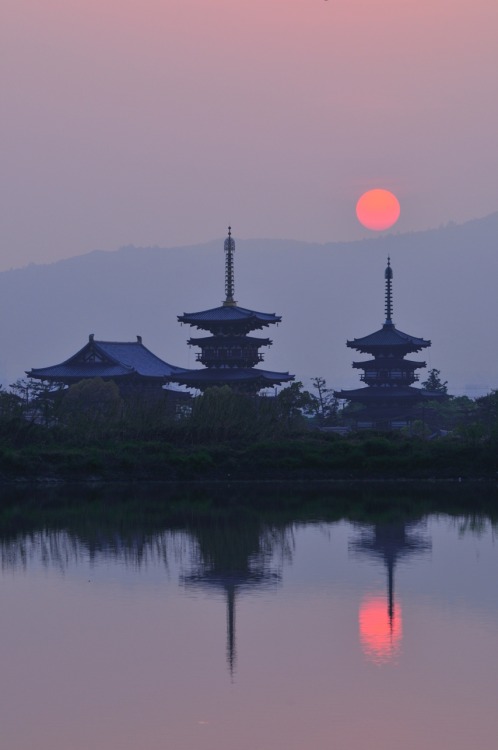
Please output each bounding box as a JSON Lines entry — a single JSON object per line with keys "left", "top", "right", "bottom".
{"left": 2, "top": 0, "right": 498, "bottom": 270}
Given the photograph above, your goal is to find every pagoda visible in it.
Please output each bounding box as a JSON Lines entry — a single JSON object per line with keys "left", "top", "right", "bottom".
{"left": 173, "top": 228, "right": 293, "bottom": 393}
{"left": 334, "top": 258, "right": 444, "bottom": 426}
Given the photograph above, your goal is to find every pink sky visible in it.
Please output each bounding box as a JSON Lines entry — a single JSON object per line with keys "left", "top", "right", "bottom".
{"left": 2, "top": 0, "right": 498, "bottom": 269}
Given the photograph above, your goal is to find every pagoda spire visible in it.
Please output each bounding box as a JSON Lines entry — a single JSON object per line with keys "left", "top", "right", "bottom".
{"left": 223, "top": 226, "right": 237, "bottom": 307}
{"left": 226, "top": 586, "right": 237, "bottom": 679}
{"left": 384, "top": 256, "right": 393, "bottom": 325}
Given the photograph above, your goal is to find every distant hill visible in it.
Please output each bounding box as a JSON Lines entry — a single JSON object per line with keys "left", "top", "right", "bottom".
{"left": 1, "top": 212, "right": 497, "bottom": 396}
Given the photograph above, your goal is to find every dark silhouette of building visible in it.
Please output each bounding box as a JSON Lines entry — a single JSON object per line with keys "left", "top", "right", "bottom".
{"left": 173, "top": 228, "right": 293, "bottom": 393}
{"left": 27, "top": 334, "right": 186, "bottom": 397}
{"left": 335, "top": 258, "right": 444, "bottom": 427}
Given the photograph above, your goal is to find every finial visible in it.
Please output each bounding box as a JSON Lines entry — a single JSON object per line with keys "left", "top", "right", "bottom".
{"left": 384, "top": 256, "right": 393, "bottom": 324}
{"left": 223, "top": 225, "right": 237, "bottom": 307}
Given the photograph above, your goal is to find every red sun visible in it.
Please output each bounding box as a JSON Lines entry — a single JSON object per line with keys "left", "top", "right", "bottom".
{"left": 356, "top": 189, "right": 400, "bottom": 231}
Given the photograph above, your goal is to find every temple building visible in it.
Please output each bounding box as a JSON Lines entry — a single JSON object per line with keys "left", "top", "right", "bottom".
{"left": 335, "top": 258, "right": 444, "bottom": 427}
{"left": 173, "top": 228, "right": 293, "bottom": 393}
{"left": 27, "top": 335, "right": 186, "bottom": 397}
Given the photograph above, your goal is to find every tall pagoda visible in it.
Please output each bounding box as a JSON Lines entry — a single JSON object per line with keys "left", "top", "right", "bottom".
{"left": 334, "top": 258, "right": 444, "bottom": 426}
{"left": 173, "top": 228, "right": 293, "bottom": 393}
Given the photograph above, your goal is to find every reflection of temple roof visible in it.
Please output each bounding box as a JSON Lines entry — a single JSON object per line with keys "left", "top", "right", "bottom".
{"left": 28, "top": 336, "right": 185, "bottom": 383}
{"left": 350, "top": 522, "right": 432, "bottom": 565}
{"left": 183, "top": 570, "right": 280, "bottom": 590}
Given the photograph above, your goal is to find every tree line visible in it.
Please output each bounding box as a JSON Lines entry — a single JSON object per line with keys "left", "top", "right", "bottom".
{"left": 0, "top": 369, "right": 496, "bottom": 448}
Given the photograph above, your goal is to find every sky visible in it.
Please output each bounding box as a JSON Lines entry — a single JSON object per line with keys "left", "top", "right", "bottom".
{"left": 2, "top": 0, "right": 498, "bottom": 271}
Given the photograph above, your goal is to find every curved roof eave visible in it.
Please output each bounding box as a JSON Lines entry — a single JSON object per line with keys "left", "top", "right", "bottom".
{"left": 347, "top": 326, "right": 431, "bottom": 351}
{"left": 178, "top": 305, "right": 281, "bottom": 325}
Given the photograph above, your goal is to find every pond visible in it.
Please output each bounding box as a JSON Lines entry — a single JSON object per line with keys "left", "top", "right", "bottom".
{"left": 0, "top": 483, "right": 497, "bottom": 749}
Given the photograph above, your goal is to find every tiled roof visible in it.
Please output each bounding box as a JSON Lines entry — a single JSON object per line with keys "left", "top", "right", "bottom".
{"left": 96, "top": 341, "right": 184, "bottom": 377}
{"left": 352, "top": 358, "right": 426, "bottom": 370}
{"left": 347, "top": 323, "right": 430, "bottom": 352}
{"left": 172, "top": 367, "right": 293, "bottom": 386}
{"left": 178, "top": 305, "right": 281, "bottom": 327}
{"left": 28, "top": 338, "right": 185, "bottom": 381}
{"left": 334, "top": 385, "right": 444, "bottom": 401}
{"left": 187, "top": 335, "right": 272, "bottom": 346}
{"left": 28, "top": 362, "right": 132, "bottom": 380}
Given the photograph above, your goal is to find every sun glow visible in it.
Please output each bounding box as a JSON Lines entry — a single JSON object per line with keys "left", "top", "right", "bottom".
{"left": 359, "top": 594, "right": 402, "bottom": 664}
{"left": 356, "top": 189, "right": 401, "bottom": 231}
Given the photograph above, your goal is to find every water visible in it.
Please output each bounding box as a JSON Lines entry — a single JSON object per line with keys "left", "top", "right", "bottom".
{"left": 0, "top": 484, "right": 497, "bottom": 749}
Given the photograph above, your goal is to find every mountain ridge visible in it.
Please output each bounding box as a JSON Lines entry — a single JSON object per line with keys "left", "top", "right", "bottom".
{"left": 1, "top": 212, "right": 497, "bottom": 396}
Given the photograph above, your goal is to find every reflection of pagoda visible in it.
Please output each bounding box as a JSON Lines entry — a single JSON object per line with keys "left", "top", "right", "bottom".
{"left": 350, "top": 520, "right": 431, "bottom": 662}
{"left": 180, "top": 521, "right": 286, "bottom": 676}
{"left": 174, "top": 228, "right": 294, "bottom": 393}
{"left": 335, "top": 259, "right": 444, "bottom": 427}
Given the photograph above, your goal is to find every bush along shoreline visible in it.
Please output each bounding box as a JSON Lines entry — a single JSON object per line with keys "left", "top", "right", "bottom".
{"left": 1, "top": 379, "right": 498, "bottom": 482}
{"left": 0, "top": 433, "right": 497, "bottom": 482}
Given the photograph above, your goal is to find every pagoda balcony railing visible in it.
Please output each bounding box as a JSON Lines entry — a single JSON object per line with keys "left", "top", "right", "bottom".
{"left": 196, "top": 352, "right": 264, "bottom": 363}
{"left": 360, "top": 372, "right": 419, "bottom": 383}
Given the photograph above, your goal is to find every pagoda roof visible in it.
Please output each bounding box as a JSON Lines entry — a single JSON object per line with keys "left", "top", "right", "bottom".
{"left": 188, "top": 335, "right": 272, "bottom": 346}
{"left": 172, "top": 367, "right": 293, "bottom": 388}
{"left": 178, "top": 305, "right": 281, "bottom": 330}
{"left": 352, "top": 358, "right": 427, "bottom": 370}
{"left": 334, "top": 385, "right": 444, "bottom": 402}
{"left": 347, "top": 323, "right": 430, "bottom": 352}
{"left": 28, "top": 336, "right": 185, "bottom": 382}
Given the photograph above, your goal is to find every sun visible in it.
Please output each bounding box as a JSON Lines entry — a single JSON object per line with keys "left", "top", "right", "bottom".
{"left": 356, "top": 189, "right": 400, "bottom": 231}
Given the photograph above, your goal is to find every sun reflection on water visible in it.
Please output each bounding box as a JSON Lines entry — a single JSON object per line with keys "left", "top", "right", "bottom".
{"left": 359, "top": 594, "right": 402, "bottom": 665}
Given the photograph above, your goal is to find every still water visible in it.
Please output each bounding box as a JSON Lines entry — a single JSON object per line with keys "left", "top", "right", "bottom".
{"left": 0, "top": 484, "right": 497, "bottom": 749}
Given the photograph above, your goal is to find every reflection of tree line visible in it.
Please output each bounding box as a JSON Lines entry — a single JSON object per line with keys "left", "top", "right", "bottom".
{"left": 0, "top": 529, "right": 173, "bottom": 573}
{"left": 0, "top": 518, "right": 294, "bottom": 577}
{"left": 0, "top": 508, "right": 293, "bottom": 676}
{"left": 0, "top": 485, "right": 496, "bottom": 672}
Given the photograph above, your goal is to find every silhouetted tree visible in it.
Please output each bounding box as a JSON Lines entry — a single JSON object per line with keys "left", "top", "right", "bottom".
{"left": 310, "top": 377, "right": 339, "bottom": 424}
{"left": 60, "top": 378, "right": 122, "bottom": 441}
{"left": 275, "top": 382, "right": 317, "bottom": 430}
{"left": 421, "top": 368, "right": 448, "bottom": 394}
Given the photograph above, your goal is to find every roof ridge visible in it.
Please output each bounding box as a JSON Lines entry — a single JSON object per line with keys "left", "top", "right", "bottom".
{"left": 99, "top": 340, "right": 183, "bottom": 372}
{"left": 93, "top": 341, "right": 133, "bottom": 369}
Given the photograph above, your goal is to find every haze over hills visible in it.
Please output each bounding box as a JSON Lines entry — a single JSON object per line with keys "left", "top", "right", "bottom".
{"left": 1, "top": 212, "right": 497, "bottom": 397}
